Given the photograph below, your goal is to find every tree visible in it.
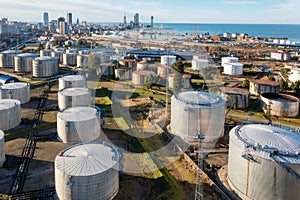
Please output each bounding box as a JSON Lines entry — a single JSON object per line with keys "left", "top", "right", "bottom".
{"left": 242, "top": 79, "right": 250, "bottom": 88}
{"left": 172, "top": 60, "right": 184, "bottom": 73}
{"left": 291, "top": 80, "right": 300, "bottom": 91}
{"left": 279, "top": 79, "right": 288, "bottom": 91}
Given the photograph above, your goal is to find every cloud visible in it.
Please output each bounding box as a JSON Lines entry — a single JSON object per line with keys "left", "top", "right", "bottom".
{"left": 221, "top": 1, "right": 260, "bottom": 5}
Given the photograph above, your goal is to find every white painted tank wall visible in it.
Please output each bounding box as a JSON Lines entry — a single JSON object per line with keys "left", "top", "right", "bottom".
{"left": 137, "top": 62, "right": 148, "bottom": 71}
{"left": 63, "top": 53, "right": 77, "bottom": 66}
{"left": 32, "top": 57, "right": 59, "bottom": 77}
{"left": 221, "top": 92, "right": 249, "bottom": 109}
{"left": 132, "top": 71, "right": 155, "bottom": 85}
{"left": 58, "top": 88, "right": 91, "bottom": 111}
{"left": 0, "top": 82, "right": 30, "bottom": 104}
{"left": 115, "top": 68, "right": 132, "bottom": 80}
{"left": 57, "top": 107, "right": 101, "bottom": 143}
{"left": 51, "top": 51, "right": 63, "bottom": 63}
{"left": 221, "top": 57, "right": 238, "bottom": 66}
{"left": 14, "top": 53, "right": 38, "bottom": 72}
{"left": 55, "top": 142, "right": 119, "bottom": 200}
{"left": 0, "top": 130, "right": 5, "bottom": 167}
{"left": 99, "top": 65, "right": 115, "bottom": 76}
{"left": 40, "top": 50, "right": 52, "bottom": 57}
{"left": 0, "top": 99, "right": 21, "bottom": 130}
{"left": 77, "top": 55, "right": 89, "bottom": 69}
{"left": 228, "top": 124, "right": 300, "bottom": 200}
{"left": 0, "top": 50, "right": 21, "bottom": 68}
{"left": 161, "top": 55, "right": 176, "bottom": 65}
{"left": 170, "top": 91, "right": 225, "bottom": 142}
{"left": 192, "top": 59, "right": 209, "bottom": 70}
{"left": 223, "top": 63, "right": 243, "bottom": 75}
{"left": 157, "top": 65, "right": 171, "bottom": 78}
{"left": 59, "top": 75, "right": 86, "bottom": 91}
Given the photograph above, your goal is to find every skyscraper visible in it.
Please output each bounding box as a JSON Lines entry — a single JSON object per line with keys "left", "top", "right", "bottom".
{"left": 151, "top": 16, "right": 154, "bottom": 27}
{"left": 43, "top": 12, "right": 49, "bottom": 26}
{"left": 57, "top": 17, "right": 65, "bottom": 27}
{"left": 67, "top": 12, "right": 72, "bottom": 25}
{"left": 133, "top": 13, "right": 139, "bottom": 28}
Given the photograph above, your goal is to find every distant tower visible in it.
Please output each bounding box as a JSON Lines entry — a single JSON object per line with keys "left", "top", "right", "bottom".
{"left": 67, "top": 12, "right": 72, "bottom": 25}
{"left": 123, "top": 13, "right": 127, "bottom": 28}
{"left": 57, "top": 17, "right": 65, "bottom": 27}
{"left": 133, "top": 13, "right": 139, "bottom": 28}
{"left": 151, "top": 16, "right": 154, "bottom": 27}
{"left": 43, "top": 12, "right": 49, "bottom": 26}
{"left": 59, "top": 22, "right": 68, "bottom": 34}
{"left": 76, "top": 18, "right": 79, "bottom": 25}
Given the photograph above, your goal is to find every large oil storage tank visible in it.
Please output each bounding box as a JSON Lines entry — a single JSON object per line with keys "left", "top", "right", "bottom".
{"left": 14, "top": 53, "right": 39, "bottom": 72}
{"left": 51, "top": 51, "right": 63, "bottom": 63}
{"left": 168, "top": 74, "right": 191, "bottom": 89}
{"left": 115, "top": 68, "right": 132, "bottom": 80}
{"left": 63, "top": 53, "right": 77, "bottom": 66}
{"left": 0, "top": 82, "right": 30, "bottom": 104}
{"left": 137, "top": 60, "right": 148, "bottom": 71}
{"left": 0, "top": 130, "right": 5, "bottom": 168}
{"left": 157, "top": 65, "right": 172, "bottom": 78}
{"left": 0, "top": 99, "right": 21, "bottom": 131}
{"left": 221, "top": 56, "right": 238, "bottom": 66}
{"left": 0, "top": 50, "right": 21, "bottom": 68}
{"left": 132, "top": 70, "right": 155, "bottom": 85}
{"left": 59, "top": 75, "right": 86, "bottom": 91}
{"left": 66, "top": 48, "right": 77, "bottom": 54}
{"left": 220, "top": 87, "right": 250, "bottom": 109}
{"left": 170, "top": 91, "right": 225, "bottom": 142}
{"left": 192, "top": 59, "right": 209, "bottom": 70}
{"left": 77, "top": 55, "right": 89, "bottom": 69}
{"left": 78, "top": 49, "right": 91, "bottom": 55}
{"left": 161, "top": 55, "right": 176, "bottom": 66}
{"left": 57, "top": 107, "right": 101, "bottom": 143}
{"left": 223, "top": 63, "right": 243, "bottom": 75}
{"left": 32, "top": 57, "right": 59, "bottom": 77}
{"left": 55, "top": 142, "right": 119, "bottom": 200}
{"left": 228, "top": 124, "right": 300, "bottom": 200}
{"left": 58, "top": 88, "right": 91, "bottom": 111}
{"left": 99, "top": 63, "right": 115, "bottom": 76}
{"left": 40, "top": 49, "right": 52, "bottom": 57}
{"left": 261, "top": 93, "right": 299, "bottom": 117}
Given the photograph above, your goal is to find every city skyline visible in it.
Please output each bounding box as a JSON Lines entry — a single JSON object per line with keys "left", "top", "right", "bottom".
{"left": 0, "top": 0, "right": 300, "bottom": 24}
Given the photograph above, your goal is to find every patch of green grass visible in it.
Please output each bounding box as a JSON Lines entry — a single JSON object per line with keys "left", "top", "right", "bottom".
{"left": 114, "top": 117, "right": 130, "bottom": 130}
{"left": 95, "top": 96, "right": 112, "bottom": 105}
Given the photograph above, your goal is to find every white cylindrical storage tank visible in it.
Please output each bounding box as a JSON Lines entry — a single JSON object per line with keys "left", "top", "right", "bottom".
{"left": 0, "top": 50, "right": 21, "bottom": 68}
{"left": 192, "top": 59, "right": 209, "bottom": 70}
{"left": 161, "top": 55, "right": 176, "bottom": 66}
{"left": 137, "top": 60, "right": 148, "bottom": 71}
{"left": 0, "top": 82, "right": 30, "bottom": 104}
{"left": 99, "top": 63, "right": 115, "bottom": 76}
{"left": 168, "top": 74, "right": 175, "bottom": 89}
{"left": 58, "top": 88, "right": 91, "bottom": 111}
{"left": 40, "top": 49, "right": 52, "bottom": 57}
{"left": 115, "top": 68, "right": 132, "bottom": 80}
{"left": 77, "top": 55, "right": 89, "bottom": 69}
{"left": 228, "top": 124, "right": 300, "bottom": 200}
{"left": 157, "top": 65, "right": 172, "bottom": 78}
{"left": 51, "top": 51, "right": 63, "bottom": 63}
{"left": 182, "top": 74, "right": 191, "bottom": 89}
{"left": 78, "top": 49, "right": 91, "bottom": 55}
{"left": 59, "top": 75, "right": 86, "bottom": 91}
{"left": 14, "top": 53, "right": 39, "bottom": 72}
{"left": 223, "top": 63, "right": 243, "bottom": 75}
{"left": 63, "top": 53, "right": 77, "bottom": 66}
{"left": 32, "top": 56, "right": 59, "bottom": 77}
{"left": 57, "top": 107, "right": 101, "bottom": 143}
{"left": 132, "top": 70, "right": 155, "bottom": 85}
{"left": 0, "top": 99, "right": 21, "bottom": 131}
{"left": 66, "top": 48, "right": 77, "bottom": 54}
{"left": 221, "top": 57, "right": 238, "bottom": 66}
{"left": 220, "top": 87, "right": 250, "bottom": 109}
{"left": 54, "top": 47, "right": 65, "bottom": 52}
{"left": 55, "top": 142, "right": 119, "bottom": 200}
{"left": 170, "top": 91, "right": 225, "bottom": 142}
{"left": 0, "top": 130, "right": 5, "bottom": 168}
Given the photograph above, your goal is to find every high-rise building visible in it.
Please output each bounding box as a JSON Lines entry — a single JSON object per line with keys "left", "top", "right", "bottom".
{"left": 133, "top": 13, "right": 139, "bottom": 28}
{"left": 59, "top": 22, "right": 68, "bottom": 34}
{"left": 123, "top": 14, "right": 127, "bottom": 28}
{"left": 43, "top": 12, "right": 49, "bottom": 26}
{"left": 67, "top": 12, "right": 72, "bottom": 25}
{"left": 151, "top": 16, "right": 154, "bottom": 27}
{"left": 57, "top": 17, "right": 65, "bottom": 27}
{"left": 76, "top": 18, "right": 79, "bottom": 25}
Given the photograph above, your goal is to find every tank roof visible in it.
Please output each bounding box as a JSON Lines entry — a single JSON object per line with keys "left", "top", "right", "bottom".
{"left": 175, "top": 91, "right": 225, "bottom": 108}
{"left": 0, "top": 99, "right": 20, "bottom": 110}
{"left": 16, "top": 53, "right": 39, "bottom": 58}
{"left": 220, "top": 87, "right": 249, "bottom": 95}
{"left": 133, "top": 70, "right": 155, "bottom": 75}
{"left": 55, "top": 142, "right": 118, "bottom": 176}
{"left": 1, "top": 50, "right": 21, "bottom": 54}
{"left": 60, "top": 75, "right": 84, "bottom": 81}
{"left": 231, "top": 124, "right": 300, "bottom": 164}
{"left": 35, "top": 56, "right": 59, "bottom": 61}
{"left": 57, "top": 107, "right": 98, "bottom": 121}
{"left": 59, "top": 87, "right": 90, "bottom": 95}
{"left": 1, "top": 82, "right": 29, "bottom": 89}
{"left": 250, "top": 79, "right": 280, "bottom": 87}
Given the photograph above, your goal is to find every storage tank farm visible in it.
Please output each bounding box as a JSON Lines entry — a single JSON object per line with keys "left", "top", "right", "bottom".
{"left": 0, "top": 130, "right": 5, "bottom": 167}
{"left": 14, "top": 53, "right": 39, "bottom": 72}
{"left": 0, "top": 50, "right": 21, "bottom": 68}
{"left": 32, "top": 56, "right": 59, "bottom": 77}
{"left": 0, "top": 99, "right": 21, "bottom": 131}
{"left": 57, "top": 107, "right": 101, "bottom": 143}
{"left": 170, "top": 91, "right": 225, "bottom": 144}
{"left": 228, "top": 124, "right": 300, "bottom": 200}
{"left": 59, "top": 75, "right": 86, "bottom": 91}
{"left": 55, "top": 142, "right": 119, "bottom": 200}
{"left": 0, "top": 82, "right": 30, "bottom": 104}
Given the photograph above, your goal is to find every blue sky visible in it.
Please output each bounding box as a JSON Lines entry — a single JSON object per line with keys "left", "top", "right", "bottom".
{"left": 0, "top": 0, "right": 299, "bottom": 24}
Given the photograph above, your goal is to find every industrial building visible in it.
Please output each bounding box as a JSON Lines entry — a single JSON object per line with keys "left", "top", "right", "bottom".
{"left": 219, "top": 87, "right": 250, "bottom": 109}
{"left": 59, "top": 75, "right": 86, "bottom": 91}
{"left": 249, "top": 79, "right": 280, "bottom": 95}
{"left": 14, "top": 53, "right": 39, "bottom": 72}
{"left": 261, "top": 93, "right": 299, "bottom": 117}
{"left": 0, "top": 50, "right": 21, "bottom": 68}
{"left": 58, "top": 87, "right": 91, "bottom": 111}
{"left": 55, "top": 142, "right": 119, "bottom": 200}
{"left": 170, "top": 91, "right": 225, "bottom": 143}
{"left": 0, "top": 130, "right": 4, "bottom": 168}
{"left": 32, "top": 57, "right": 59, "bottom": 77}
{"left": 57, "top": 107, "right": 101, "bottom": 143}
{"left": 0, "top": 82, "right": 30, "bottom": 104}
{"left": 270, "top": 50, "right": 290, "bottom": 61}
{"left": 228, "top": 124, "right": 300, "bottom": 200}
{"left": 132, "top": 70, "right": 155, "bottom": 85}
{"left": 0, "top": 99, "right": 21, "bottom": 131}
